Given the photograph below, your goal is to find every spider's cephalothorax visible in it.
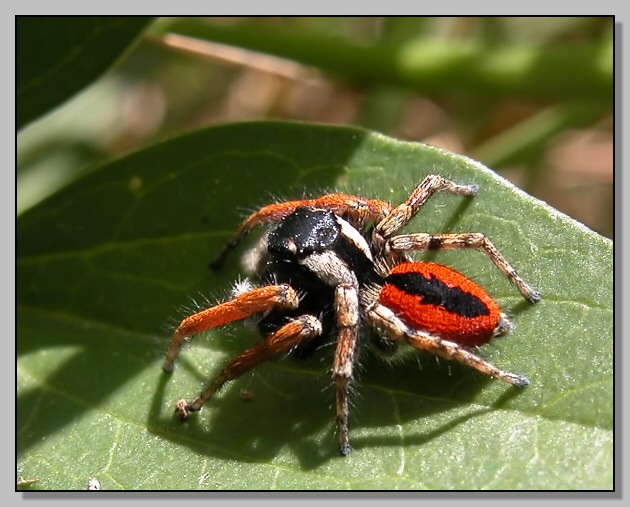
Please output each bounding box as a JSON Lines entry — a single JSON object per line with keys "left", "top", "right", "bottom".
{"left": 255, "top": 205, "right": 378, "bottom": 358}
{"left": 163, "top": 175, "right": 541, "bottom": 456}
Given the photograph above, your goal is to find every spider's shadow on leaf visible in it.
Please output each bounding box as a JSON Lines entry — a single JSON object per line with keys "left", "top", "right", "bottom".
{"left": 147, "top": 331, "right": 530, "bottom": 469}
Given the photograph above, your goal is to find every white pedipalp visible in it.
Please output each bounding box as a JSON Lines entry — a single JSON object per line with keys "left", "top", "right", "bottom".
{"left": 335, "top": 215, "right": 373, "bottom": 262}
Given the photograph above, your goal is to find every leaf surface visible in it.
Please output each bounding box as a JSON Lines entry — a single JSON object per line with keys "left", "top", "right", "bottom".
{"left": 17, "top": 122, "right": 613, "bottom": 490}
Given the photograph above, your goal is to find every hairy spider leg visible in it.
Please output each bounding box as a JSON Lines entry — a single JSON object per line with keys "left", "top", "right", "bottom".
{"left": 162, "top": 284, "right": 300, "bottom": 372}
{"left": 209, "top": 194, "right": 392, "bottom": 270}
{"left": 175, "top": 314, "right": 323, "bottom": 418}
{"left": 374, "top": 175, "right": 479, "bottom": 242}
{"left": 367, "top": 304, "right": 530, "bottom": 387}
{"left": 387, "top": 232, "right": 541, "bottom": 303}
{"left": 332, "top": 284, "right": 361, "bottom": 456}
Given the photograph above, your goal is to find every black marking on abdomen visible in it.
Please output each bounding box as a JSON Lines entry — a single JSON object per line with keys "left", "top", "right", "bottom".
{"left": 385, "top": 272, "right": 489, "bottom": 318}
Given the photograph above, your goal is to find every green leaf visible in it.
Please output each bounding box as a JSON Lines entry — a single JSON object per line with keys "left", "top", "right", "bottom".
{"left": 17, "top": 17, "right": 154, "bottom": 129}
{"left": 17, "top": 122, "right": 612, "bottom": 490}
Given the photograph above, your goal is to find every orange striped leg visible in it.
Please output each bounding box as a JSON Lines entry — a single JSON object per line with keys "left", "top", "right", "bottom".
{"left": 332, "top": 284, "right": 361, "bottom": 456}
{"left": 374, "top": 175, "right": 478, "bottom": 241}
{"left": 162, "top": 284, "right": 299, "bottom": 372}
{"left": 367, "top": 303, "right": 529, "bottom": 387}
{"left": 387, "top": 232, "right": 541, "bottom": 302}
{"left": 175, "top": 314, "right": 323, "bottom": 418}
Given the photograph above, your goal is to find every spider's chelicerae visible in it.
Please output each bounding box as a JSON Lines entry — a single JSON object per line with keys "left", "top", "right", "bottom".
{"left": 163, "top": 174, "right": 541, "bottom": 456}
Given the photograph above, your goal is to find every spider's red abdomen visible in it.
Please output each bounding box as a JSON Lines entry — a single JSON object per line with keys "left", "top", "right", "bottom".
{"left": 379, "top": 262, "right": 503, "bottom": 347}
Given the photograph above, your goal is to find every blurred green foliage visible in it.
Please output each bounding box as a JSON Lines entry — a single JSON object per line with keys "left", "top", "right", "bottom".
{"left": 18, "top": 17, "right": 613, "bottom": 236}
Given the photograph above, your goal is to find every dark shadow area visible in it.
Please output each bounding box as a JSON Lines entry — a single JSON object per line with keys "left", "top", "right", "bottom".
{"left": 146, "top": 340, "right": 531, "bottom": 470}
{"left": 16, "top": 311, "right": 160, "bottom": 455}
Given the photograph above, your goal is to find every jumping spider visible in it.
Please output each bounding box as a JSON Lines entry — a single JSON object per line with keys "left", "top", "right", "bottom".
{"left": 163, "top": 175, "right": 540, "bottom": 455}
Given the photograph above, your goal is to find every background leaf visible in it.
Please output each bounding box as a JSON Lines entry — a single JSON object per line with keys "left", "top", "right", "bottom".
{"left": 16, "top": 16, "right": 154, "bottom": 128}
{"left": 17, "top": 122, "right": 612, "bottom": 490}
